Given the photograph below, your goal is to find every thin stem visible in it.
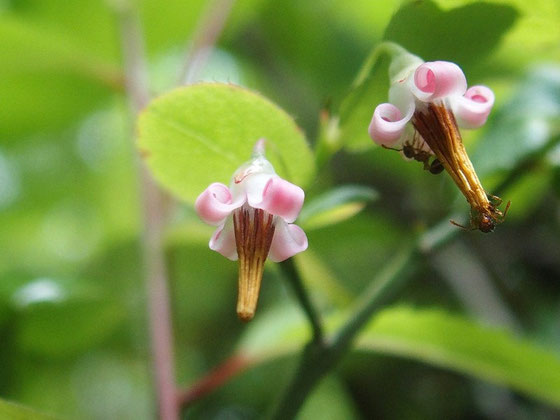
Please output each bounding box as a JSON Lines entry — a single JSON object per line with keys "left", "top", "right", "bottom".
{"left": 279, "top": 258, "right": 324, "bottom": 343}
{"left": 118, "top": 4, "right": 179, "bottom": 420}
{"left": 270, "top": 246, "right": 416, "bottom": 420}
{"left": 493, "top": 133, "right": 560, "bottom": 197}
{"left": 177, "top": 0, "right": 237, "bottom": 85}
{"left": 177, "top": 355, "right": 250, "bottom": 407}
{"left": 330, "top": 244, "right": 417, "bottom": 352}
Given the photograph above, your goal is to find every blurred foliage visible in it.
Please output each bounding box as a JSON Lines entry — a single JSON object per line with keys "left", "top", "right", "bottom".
{"left": 1, "top": 0, "right": 560, "bottom": 419}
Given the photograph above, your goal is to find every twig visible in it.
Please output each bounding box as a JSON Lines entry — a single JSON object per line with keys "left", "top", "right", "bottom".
{"left": 177, "top": 355, "right": 250, "bottom": 407}
{"left": 279, "top": 258, "right": 324, "bottom": 343}
{"left": 118, "top": 4, "right": 179, "bottom": 420}
{"left": 177, "top": 0, "right": 237, "bottom": 85}
{"left": 270, "top": 245, "right": 416, "bottom": 420}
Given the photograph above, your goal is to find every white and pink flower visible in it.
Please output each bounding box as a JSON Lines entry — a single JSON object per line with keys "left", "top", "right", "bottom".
{"left": 368, "top": 52, "right": 507, "bottom": 233}
{"left": 195, "top": 139, "right": 307, "bottom": 320}
{"left": 369, "top": 58, "right": 495, "bottom": 148}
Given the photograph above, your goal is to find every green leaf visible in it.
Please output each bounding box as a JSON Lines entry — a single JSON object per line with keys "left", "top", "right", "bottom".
{"left": 0, "top": 398, "right": 58, "bottom": 420}
{"left": 383, "top": 1, "right": 518, "bottom": 65}
{"left": 9, "top": 277, "right": 126, "bottom": 358}
{"left": 0, "top": 16, "right": 120, "bottom": 140}
{"left": 299, "top": 376, "right": 360, "bottom": 420}
{"left": 137, "top": 83, "right": 315, "bottom": 202}
{"left": 238, "top": 306, "right": 560, "bottom": 407}
{"left": 473, "top": 66, "right": 560, "bottom": 176}
{"left": 357, "top": 307, "right": 560, "bottom": 407}
{"left": 299, "top": 185, "right": 378, "bottom": 230}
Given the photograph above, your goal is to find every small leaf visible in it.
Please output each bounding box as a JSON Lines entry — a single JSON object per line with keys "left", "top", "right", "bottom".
{"left": 299, "top": 185, "right": 378, "bottom": 229}
{"left": 0, "top": 398, "right": 58, "bottom": 420}
{"left": 137, "top": 83, "right": 315, "bottom": 203}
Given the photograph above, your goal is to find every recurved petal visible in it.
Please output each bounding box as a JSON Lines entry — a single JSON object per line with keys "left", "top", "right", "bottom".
{"left": 257, "top": 177, "right": 304, "bottom": 223}
{"left": 369, "top": 103, "right": 412, "bottom": 146}
{"left": 209, "top": 223, "right": 238, "bottom": 261}
{"left": 453, "top": 85, "right": 495, "bottom": 129}
{"left": 268, "top": 220, "right": 308, "bottom": 262}
{"left": 195, "top": 183, "right": 241, "bottom": 226}
{"left": 413, "top": 61, "right": 467, "bottom": 101}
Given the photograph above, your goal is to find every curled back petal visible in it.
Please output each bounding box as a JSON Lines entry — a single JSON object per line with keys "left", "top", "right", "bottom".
{"left": 452, "top": 85, "right": 495, "bottom": 129}
{"left": 368, "top": 103, "right": 412, "bottom": 146}
{"left": 257, "top": 177, "right": 304, "bottom": 223}
{"left": 412, "top": 61, "right": 467, "bottom": 101}
{"left": 209, "top": 222, "right": 238, "bottom": 261}
{"left": 268, "top": 220, "right": 308, "bottom": 262}
{"left": 195, "top": 183, "right": 243, "bottom": 226}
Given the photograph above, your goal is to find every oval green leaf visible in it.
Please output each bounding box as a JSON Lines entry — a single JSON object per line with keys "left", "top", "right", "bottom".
{"left": 137, "top": 83, "right": 314, "bottom": 203}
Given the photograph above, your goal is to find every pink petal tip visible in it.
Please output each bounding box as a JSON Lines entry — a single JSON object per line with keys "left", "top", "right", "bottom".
{"left": 368, "top": 103, "right": 409, "bottom": 146}
{"left": 413, "top": 61, "right": 467, "bottom": 101}
{"left": 454, "top": 85, "right": 495, "bottom": 129}
{"left": 195, "top": 183, "right": 237, "bottom": 226}
{"left": 258, "top": 177, "right": 304, "bottom": 223}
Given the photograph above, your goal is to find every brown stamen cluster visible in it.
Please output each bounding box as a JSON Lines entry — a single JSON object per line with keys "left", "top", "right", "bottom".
{"left": 412, "top": 102, "right": 506, "bottom": 232}
{"left": 233, "top": 206, "right": 276, "bottom": 321}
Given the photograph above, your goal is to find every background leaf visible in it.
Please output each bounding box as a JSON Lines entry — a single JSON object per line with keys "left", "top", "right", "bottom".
{"left": 298, "top": 185, "right": 378, "bottom": 230}
{"left": 383, "top": 1, "right": 518, "bottom": 65}
{"left": 238, "top": 306, "right": 560, "bottom": 407}
{"left": 137, "top": 83, "right": 315, "bottom": 202}
{"left": 0, "top": 16, "right": 120, "bottom": 141}
{"left": 0, "top": 398, "right": 58, "bottom": 420}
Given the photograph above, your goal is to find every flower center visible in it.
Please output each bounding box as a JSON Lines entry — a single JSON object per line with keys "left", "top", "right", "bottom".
{"left": 233, "top": 206, "right": 276, "bottom": 321}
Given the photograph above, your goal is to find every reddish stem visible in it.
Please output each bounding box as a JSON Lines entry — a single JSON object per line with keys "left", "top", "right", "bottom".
{"left": 177, "top": 355, "right": 250, "bottom": 407}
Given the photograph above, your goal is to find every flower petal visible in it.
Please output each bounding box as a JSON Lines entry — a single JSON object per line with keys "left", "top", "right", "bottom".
{"left": 452, "top": 85, "right": 495, "bottom": 129}
{"left": 209, "top": 222, "right": 238, "bottom": 261}
{"left": 257, "top": 177, "right": 304, "bottom": 223}
{"left": 268, "top": 220, "right": 308, "bottom": 262}
{"left": 369, "top": 103, "right": 412, "bottom": 146}
{"left": 195, "top": 183, "right": 242, "bottom": 226}
{"left": 413, "top": 61, "right": 467, "bottom": 101}
{"left": 242, "top": 173, "right": 274, "bottom": 208}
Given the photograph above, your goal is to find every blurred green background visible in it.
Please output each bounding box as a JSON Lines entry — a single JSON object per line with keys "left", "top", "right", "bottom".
{"left": 1, "top": 0, "right": 560, "bottom": 419}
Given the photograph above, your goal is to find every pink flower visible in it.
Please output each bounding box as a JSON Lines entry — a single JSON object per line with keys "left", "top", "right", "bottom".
{"left": 368, "top": 53, "right": 507, "bottom": 233}
{"left": 369, "top": 58, "right": 495, "bottom": 148}
{"left": 195, "top": 139, "right": 308, "bottom": 320}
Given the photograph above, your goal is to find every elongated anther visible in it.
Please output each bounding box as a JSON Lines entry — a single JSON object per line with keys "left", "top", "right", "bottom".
{"left": 233, "top": 207, "right": 275, "bottom": 321}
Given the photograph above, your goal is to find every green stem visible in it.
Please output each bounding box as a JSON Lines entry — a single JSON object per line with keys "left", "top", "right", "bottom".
{"left": 270, "top": 245, "right": 417, "bottom": 420}
{"left": 330, "top": 244, "right": 417, "bottom": 352}
{"left": 279, "top": 258, "right": 324, "bottom": 343}
{"left": 493, "top": 134, "right": 560, "bottom": 197}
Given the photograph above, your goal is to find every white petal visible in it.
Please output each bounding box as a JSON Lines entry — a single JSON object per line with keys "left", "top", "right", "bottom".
{"left": 209, "top": 221, "right": 238, "bottom": 261}
{"left": 268, "top": 220, "right": 308, "bottom": 262}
